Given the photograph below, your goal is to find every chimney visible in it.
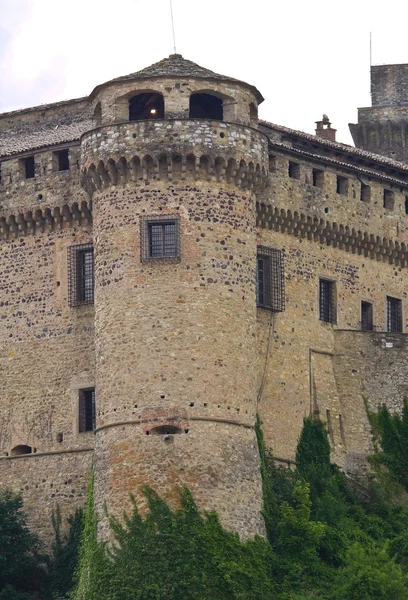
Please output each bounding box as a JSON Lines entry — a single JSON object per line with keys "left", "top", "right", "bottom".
{"left": 315, "top": 115, "right": 336, "bottom": 142}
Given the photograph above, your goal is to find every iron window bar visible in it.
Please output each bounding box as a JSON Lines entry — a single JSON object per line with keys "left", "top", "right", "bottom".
{"left": 256, "top": 246, "right": 285, "bottom": 312}
{"left": 140, "top": 214, "right": 181, "bottom": 263}
{"left": 78, "top": 388, "right": 96, "bottom": 433}
{"left": 68, "top": 243, "right": 94, "bottom": 307}
{"left": 387, "top": 296, "right": 402, "bottom": 333}
{"left": 319, "top": 279, "right": 336, "bottom": 324}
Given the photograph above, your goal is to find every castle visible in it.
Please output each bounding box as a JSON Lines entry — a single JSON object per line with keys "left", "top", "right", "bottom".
{"left": 1, "top": 54, "right": 408, "bottom": 544}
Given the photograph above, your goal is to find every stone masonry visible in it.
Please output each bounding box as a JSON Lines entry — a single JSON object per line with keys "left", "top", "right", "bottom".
{"left": 1, "top": 53, "right": 408, "bottom": 545}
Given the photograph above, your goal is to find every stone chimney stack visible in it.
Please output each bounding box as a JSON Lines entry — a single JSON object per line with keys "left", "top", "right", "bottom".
{"left": 315, "top": 115, "right": 336, "bottom": 142}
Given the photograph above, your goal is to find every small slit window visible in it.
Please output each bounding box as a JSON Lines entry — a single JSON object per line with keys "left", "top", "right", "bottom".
{"left": 256, "top": 246, "right": 285, "bottom": 312}
{"left": 361, "top": 301, "right": 373, "bottom": 331}
{"left": 319, "top": 279, "right": 336, "bottom": 324}
{"left": 336, "top": 175, "right": 348, "bottom": 195}
{"left": 288, "top": 161, "right": 300, "bottom": 179}
{"left": 405, "top": 197, "right": 408, "bottom": 215}
{"left": 387, "top": 296, "right": 402, "bottom": 333}
{"left": 68, "top": 243, "right": 94, "bottom": 306}
{"left": 383, "top": 189, "right": 395, "bottom": 211}
{"left": 23, "top": 156, "right": 35, "bottom": 179}
{"left": 141, "top": 215, "right": 180, "bottom": 262}
{"left": 129, "top": 93, "right": 164, "bottom": 121}
{"left": 78, "top": 388, "right": 96, "bottom": 433}
{"left": 189, "top": 93, "right": 223, "bottom": 120}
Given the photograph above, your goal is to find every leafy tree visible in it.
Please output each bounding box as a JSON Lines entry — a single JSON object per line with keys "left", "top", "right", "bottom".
{"left": 0, "top": 489, "right": 48, "bottom": 599}
{"left": 334, "top": 543, "right": 407, "bottom": 600}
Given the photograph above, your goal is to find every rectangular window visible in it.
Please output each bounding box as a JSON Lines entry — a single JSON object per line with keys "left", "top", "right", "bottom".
{"left": 288, "top": 161, "right": 300, "bottom": 179}
{"left": 78, "top": 388, "right": 96, "bottom": 433}
{"left": 361, "top": 301, "right": 373, "bottom": 331}
{"left": 360, "top": 182, "right": 371, "bottom": 202}
{"left": 23, "top": 156, "right": 35, "bottom": 179}
{"left": 336, "top": 175, "right": 348, "bottom": 195}
{"left": 383, "top": 189, "right": 395, "bottom": 211}
{"left": 387, "top": 296, "right": 402, "bottom": 333}
{"left": 319, "top": 279, "right": 336, "bottom": 324}
{"left": 68, "top": 243, "right": 94, "bottom": 306}
{"left": 256, "top": 246, "right": 285, "bottom": 312}
{"left": 312, "top": 168, "right": 324, "bottom": 188}
{"left": 55, "top": 149, "right": 70, "bottom": 171}
{"left": 141, "top": 215, "right": 180, "bottom": 262}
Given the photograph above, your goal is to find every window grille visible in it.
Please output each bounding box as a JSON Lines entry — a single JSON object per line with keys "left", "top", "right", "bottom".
{"left": 140, "top": 215, "right": 181, "bottom": 262}
{"left": 256, "top": 246, "right": 285, "bottom": 312}
{"left": 78, "top": 388, "right": 96, "bottom": 433}
{"left": 361, "top": 301, "right": 373, "bottom": 331}
{"left": 68, "top": 243, "right": 94, "bottom": 306}
{"left": 387, "top": 296, "right": 402, "bottom": 333}
{"left": 319, "top": 279, "right": 336, "bottom": 323}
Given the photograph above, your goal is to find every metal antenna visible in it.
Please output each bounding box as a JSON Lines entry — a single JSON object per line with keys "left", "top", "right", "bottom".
{"left": 169, "top": 0, "right": 177, "bottom": 54}
{"left": 370, "top": 32, "right": 372, "bottom": 100}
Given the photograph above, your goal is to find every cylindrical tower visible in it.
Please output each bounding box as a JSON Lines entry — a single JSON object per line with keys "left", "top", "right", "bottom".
{"left": 81, "top": 55, "right": 269, "bottom": 539}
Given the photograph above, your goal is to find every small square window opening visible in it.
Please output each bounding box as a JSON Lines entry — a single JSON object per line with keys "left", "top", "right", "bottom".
{"left": 141, "top": 215, "right": 181, "bottom": 262}
{"left": 55, "top": 150, "right": 70, "bottom": 171}
{"left": 336, "top": 175, "right": 348, "bottom": 195}
{"left": 288, "top": 161, "right": 300, "bottom": 179}
{"left": 78, "top": 388, "right": 96, "bottom": 433}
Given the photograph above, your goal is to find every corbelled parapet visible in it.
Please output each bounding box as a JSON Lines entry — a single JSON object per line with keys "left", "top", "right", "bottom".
{"left": 80, "top": 119, "right": 269, "bottom": 194}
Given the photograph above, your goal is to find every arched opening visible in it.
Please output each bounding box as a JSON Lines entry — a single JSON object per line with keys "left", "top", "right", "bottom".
{"left": 10, "top": 445, "right": 32, "bottom": 456}
{"left": 129, "top": 93, "right": 164, "bottom": 121}
{"left": 189, "top": 93, "right": 223, "bottom": 120}
{"left": 93, "top": 102, "right": 102, "bottom": 127}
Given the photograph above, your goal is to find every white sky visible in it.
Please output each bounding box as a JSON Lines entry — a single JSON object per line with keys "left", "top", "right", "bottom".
{"left": 1, "top": 0, "right": 408, "bottom": 145}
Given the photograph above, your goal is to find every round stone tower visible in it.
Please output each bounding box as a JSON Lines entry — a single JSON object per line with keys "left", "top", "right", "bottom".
{"left": 80, "top": 54, "right": 269, "bottom": 539}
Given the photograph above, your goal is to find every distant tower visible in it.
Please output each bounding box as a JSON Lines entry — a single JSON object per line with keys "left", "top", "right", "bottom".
{"left": 80, "top": 55, "right": 268, "bottom": 539}
{"left": 350, "top": 64, "right": 408, "bottom": 162}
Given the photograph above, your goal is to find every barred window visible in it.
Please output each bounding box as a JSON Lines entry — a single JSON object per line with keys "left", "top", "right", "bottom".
{"left": 387, "top": 296, "right": 402, "bottom": 333}
{"left": 361, "top": 301, "right": 373, "bottom": 331}
{"left": 141, "top": 215, "right": 180, "bottom": 262}
{"left": 319, "top": 279, "right": 336, "bottom": 324}
{"left": 256, "top": 247, "right": 285, "bottom": 312}
{"left": 68, "top": 243, "right": 94, "bottom": 306}
{"left": 78, "top": 388, "right": 95, "bottom": 433}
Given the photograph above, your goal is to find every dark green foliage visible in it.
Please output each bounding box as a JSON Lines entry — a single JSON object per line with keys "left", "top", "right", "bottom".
{"left": 73, "top": 480, "right": 276, "bottom": 600}
{"left": 367, "top": 398, "right": 408, "bottom": 490}
{"left": 49, "top": 505, "right": 83, "bottom": 598}
{"left": 0, "top": 489, "right": 49, "bottom": 599}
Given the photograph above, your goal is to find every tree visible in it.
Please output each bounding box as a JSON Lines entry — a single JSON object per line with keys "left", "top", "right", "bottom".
{"left": 0, "top": 489, "right": 48, "bottom": 599}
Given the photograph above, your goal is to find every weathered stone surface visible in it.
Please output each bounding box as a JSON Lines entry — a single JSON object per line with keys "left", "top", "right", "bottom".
{"left": 0, "top": 55, "right": 408, "bottom": 546}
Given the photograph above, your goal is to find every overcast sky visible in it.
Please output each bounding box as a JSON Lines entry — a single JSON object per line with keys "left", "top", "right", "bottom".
{"left": 1, "top": 0, "right": 408, "bottom": 145}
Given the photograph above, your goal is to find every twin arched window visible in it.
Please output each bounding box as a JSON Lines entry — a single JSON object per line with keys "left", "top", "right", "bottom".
{"left": 128, "top": 92, "right": 224, "bottom": 121}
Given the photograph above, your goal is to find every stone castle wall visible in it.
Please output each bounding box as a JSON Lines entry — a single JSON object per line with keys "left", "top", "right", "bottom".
{"left": 1, "top": 59, "right": 408, "bottom": 546}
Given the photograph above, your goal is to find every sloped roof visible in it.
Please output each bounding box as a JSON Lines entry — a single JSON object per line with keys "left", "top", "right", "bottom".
{"left": 0, "top": 120, "right": 92, "bottom": 158}
{"left": 90, "top": 54, "right": 264, "bottom": 103}
{"left": 259, "top": 120, "right": 408, "bottom": 174}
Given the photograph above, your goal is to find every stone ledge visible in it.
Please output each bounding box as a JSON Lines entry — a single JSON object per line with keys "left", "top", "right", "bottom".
{"left": 0, "top": 447, "right": 94, "bottom": 460}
